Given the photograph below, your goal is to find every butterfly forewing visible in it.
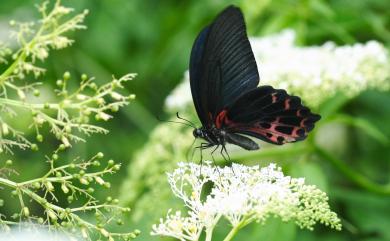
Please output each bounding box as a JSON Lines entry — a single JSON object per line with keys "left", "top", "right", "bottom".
{"left": 189, "top": 6, "right": 259, "bottom": 127}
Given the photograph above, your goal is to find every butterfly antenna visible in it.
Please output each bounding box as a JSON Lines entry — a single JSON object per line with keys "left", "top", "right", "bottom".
{"left": 176, "top": 112, "right": 196, "bottom": 128}
{"left": 156, "top": 115, "right": 195, "bottom": 128}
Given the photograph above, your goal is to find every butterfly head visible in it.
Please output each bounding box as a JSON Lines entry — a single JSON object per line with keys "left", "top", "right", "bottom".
{"left": 193, "top": 128, "right": 204, "bottom": 138}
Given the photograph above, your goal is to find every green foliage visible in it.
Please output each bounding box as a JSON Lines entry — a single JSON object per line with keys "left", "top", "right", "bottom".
{"left": 0, "top": 1, "right": 138, "bottom": 240}
{"left": 0, "top": 0, "right": 389, "bottom": 241}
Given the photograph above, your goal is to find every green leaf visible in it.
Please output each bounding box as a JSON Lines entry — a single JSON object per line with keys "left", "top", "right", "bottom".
{"left": 330, "top": 114, "right": 389, "bottom": 145}
{"left": 318, "top": 93, "right": 350, "bottom": 120}
{"left": 332, "top": 188, "right": 390, "bottom": 241}
{"left": 310, "top": 0, "right": 335, "bottom": 19}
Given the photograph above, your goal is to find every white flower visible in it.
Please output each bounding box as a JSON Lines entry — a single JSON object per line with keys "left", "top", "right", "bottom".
{"left": 166, "top": 29, "right": 390, "bottom": 111}
{"left": 151, "top": 162, "right": 341, "bottom": 240}
{"left": 151, "top": 210, "right": 202, "bottom": 241}
{"left": 251, "top": 30, "right": 390, "bottom": 107}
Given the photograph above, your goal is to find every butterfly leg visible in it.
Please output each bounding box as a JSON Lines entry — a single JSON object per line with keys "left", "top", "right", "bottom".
{"left": 210, "top": 145, "right": 222, "bottom": 177}
{"left": 222, "top": 144, "right": 232, "bottom": 163}
{"left": 220, "top": 144, "right": 235, "bottom": 174}
{"left": 219, "top": 145, "right": 228, "bottom": 164}
{"left": 186, "top": 138, "right": 197, "bottom": 162}
{"left": 193, "top": 142, "right": 213, "bottom": 175}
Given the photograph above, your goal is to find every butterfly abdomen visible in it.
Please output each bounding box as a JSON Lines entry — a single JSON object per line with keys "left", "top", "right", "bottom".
{"left": 225, "top": 132, "right": 259, "bottom": 150}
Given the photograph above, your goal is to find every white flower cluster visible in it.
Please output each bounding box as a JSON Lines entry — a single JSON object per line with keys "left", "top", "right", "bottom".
{"left": 151, "top": 162, "right": 341, "bottom": 241}
{"left": 165, "top": 30, "right": 390, "bottom": 110}
{"left": 0, "top": 225, "right": 77, "bottom": 241}
{"left": 252, "top": 29, "right": 390, "bottom": 107}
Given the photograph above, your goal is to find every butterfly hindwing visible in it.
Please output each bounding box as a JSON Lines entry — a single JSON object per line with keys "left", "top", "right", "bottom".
{"left": 216, "top": 86, "right": 321, "bottom": 145}
{"left": 189, "top": 6, "right": 259, "bottom": 127}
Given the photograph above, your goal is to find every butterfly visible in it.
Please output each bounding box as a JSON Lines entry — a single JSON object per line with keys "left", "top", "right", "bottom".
{"left": 189, "top": 5, "right": 320, "bottom": 152}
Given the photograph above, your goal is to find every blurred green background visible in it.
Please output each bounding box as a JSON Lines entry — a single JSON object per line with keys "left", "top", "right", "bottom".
{"left": 0, "top": 0, "right": 389, "bottom": 241}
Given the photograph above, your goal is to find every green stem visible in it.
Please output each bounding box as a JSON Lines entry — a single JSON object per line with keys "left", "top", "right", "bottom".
{"left": 0, "top": 176, "right": 18, "bottom": 188}
{"left": 0, "top": 52, "right": 26, "bottom": 85}
{"left": 315, "top": 146, "right": 390, "bottom": 195}
{"left": 222, "top": 221, "right": 244, "bottom": 241}
{"left": 205, "top": 227, "right": 213, "bottom": 241}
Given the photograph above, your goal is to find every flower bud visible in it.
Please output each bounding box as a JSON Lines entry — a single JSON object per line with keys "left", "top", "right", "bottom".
{"left": 61, "top": 136, "right": 70, "bottom": 147}
{"left": 47, "top": 210, "right": 57, "bottom": 221}
{"left": 63, "top": 71, "right": 71, "bottom": 80}
{"left": 95, "top": 176, "right": 105, "bottom": 185}
{"left": 45, "top": 181, "right": 54, "bottom": 191}
{"left": 61, "top": 183, "right": 69, "bottom": 194}
{"left": 110, "top": 105, "right": 119, "bottom": 112}
{"left": 95, "top": 152, "right": 103, "bottom": 159}
{"left": 36, "top": 134, "right": 43, "bottom": 142}
{"left": 79, "top": 177, "right": 89, "bottom": 185}
{"left": 110, "top": 92, "right": 123, "bottom": 100}
{"left": 33, "top": 182, "right": 41, "bottom": 189}
{"left": 23, "top": 207, "right": 30, "bottom": 217}
{"left": 31, "top": 144, "right": 39, "bottom": 151}
{"left": 17, "top": 89, "right": 26, "bottom": 100}
{"left": 96, "top": 98, "right": 104, "bottom": 105}
{"left": 97, "top": 112, "right": 111, "bottom": 121}
{"left": 33, "top": 89, "right": 40, "bottom": 97}
{"left": 1, "top": 123, "right": 9, "bottom": 136}
{"left": 81, "top": 74, "right": 88, "bottom": 81}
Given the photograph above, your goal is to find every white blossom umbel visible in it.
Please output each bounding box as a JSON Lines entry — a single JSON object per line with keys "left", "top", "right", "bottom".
{"left": 253, "top": 30, "right": 390, "bottom": 107}
{"left": 151, "top": 162, "right": 341, "bottom": 241}
{"left": 165, "top": 30, "right": 390, "bottom": 111}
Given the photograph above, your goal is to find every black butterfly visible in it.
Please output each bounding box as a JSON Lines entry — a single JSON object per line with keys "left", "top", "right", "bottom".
{"left": 189, "top": 5, "right": 320, "bottom": 152}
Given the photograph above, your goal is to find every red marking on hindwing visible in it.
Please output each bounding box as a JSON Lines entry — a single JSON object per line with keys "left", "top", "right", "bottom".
{"left": 215, "top": 110, "right": 236, "bottom": 129}
{"left": 215, "top": 110, "right": 226, "bottom": 128}
{"left": 284, "top": 99, "right": 291, "bottom": 110}
{"left": 271, "top": 93, "right": 277, "bottom": 103}
{"left": 300, "top": 118, "right": 307, "bottom": 127}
